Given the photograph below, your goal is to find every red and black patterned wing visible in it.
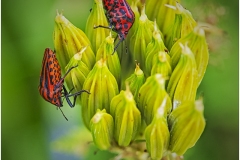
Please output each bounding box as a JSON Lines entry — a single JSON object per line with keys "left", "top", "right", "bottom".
{"left": 38, "top": 48, "right": 62, "bottom": 106}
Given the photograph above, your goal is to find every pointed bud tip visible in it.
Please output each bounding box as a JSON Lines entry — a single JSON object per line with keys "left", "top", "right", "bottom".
{"left": 194, "top": 26, "right": 205, "bottom": 37}
{"left": 55, "top": 13, "right": 69, "bottom": 25}
{"left": 135, "top": 63, "right": 144, "bottom": 76}
{"left": 158, "top": 51, "right": 167, "bottom": 62}
{"left": 195, "top": 98, "right": 204, "bottom": 112}
{"left": 156, "top": 96, "right": 168, "bottom": 117}
{"left": 179, "top": 43, "right": 192, "bottom": 56}
{"left": 92, "top": 112, "right": 102, "bottom": 123}
{"left": 155, "top": 74, "right": 166, "bottom": 85}
{"left": 106, "top": 33, "right": 114, "bottom": 44}
{"left": 140, "top": 5, "right": 147, "bottom": 21}
{"left": 175, "top": 2, "right": 185, "bottom": 14}
{"left": 165, "top": 4, "right": 176, "bottom": 10}
{"left": 74, "top": 45, "right": 89, "bottom": 60}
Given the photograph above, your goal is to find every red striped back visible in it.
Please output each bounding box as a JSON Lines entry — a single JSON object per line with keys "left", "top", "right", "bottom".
{"left": 38, "top": 48, "right": 63, "bottom": 107}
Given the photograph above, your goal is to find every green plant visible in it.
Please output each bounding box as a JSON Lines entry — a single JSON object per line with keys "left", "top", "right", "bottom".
{"left": 51, "top": 0, "right": 209, "bottom": 159}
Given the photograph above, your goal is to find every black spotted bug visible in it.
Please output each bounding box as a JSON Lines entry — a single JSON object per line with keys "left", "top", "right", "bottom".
{"left": 38, "top": 48, "right": 90, "bottom": 120}
{"left": 94, "top": 0, "right": 135, "bottom": 54}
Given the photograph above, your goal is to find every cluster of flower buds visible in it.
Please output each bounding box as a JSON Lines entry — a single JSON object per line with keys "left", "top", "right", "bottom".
{"left": 51, "top": 0, "right": 209, "bottom": 159}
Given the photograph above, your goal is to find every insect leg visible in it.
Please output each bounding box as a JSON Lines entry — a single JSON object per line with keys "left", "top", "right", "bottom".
{"left": 112, "top": 37, "right": 124, "bottom": 55}
{"left": 67, "top": 89, "right": 90, "bottom": 107}
{"left": 93, "top": 25, "right": 112, "bottom": 30}
{"left": 63, "top": 85, "right": 90, "bottom": 108}
{"left": 62, "top": 85, "right": 73, "bottom": 107}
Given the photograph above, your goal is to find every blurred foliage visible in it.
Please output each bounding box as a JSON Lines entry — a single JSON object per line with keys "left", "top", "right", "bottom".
{"left": 2, "top": 0, "right": 238, "bottom": 160}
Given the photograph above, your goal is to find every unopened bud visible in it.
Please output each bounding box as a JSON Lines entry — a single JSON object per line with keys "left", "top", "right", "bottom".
{"left": 54, "top": 12, "right": 96, "bottom": 70}
{"left": 130, "top": 5, "right": 154, "bottom": 70}
{"left": 85, "top": 0, "right": 109, "bottom": 53}
{"left": 125, "top": 63, "right": 145, "bottom": 102}
{"left": 145, "top": 21, "right": 168, "bottom": 76}
{"left": 110, "top": 84, "right": 141, "bottom": 147}
{"left": 81, "top": 59, "right": 119, "bottom": 129}
{"left": 65, "top": 46, "right": 90, "bottom": 92}
{"left": 96, "top": 33, "right": 121, "bottom": 85}
{"left": 165, "top": 2, "right": 197, "bottom": 50}
{"left": 145, "top": 97, "right": 170, "bottom": 159}
{"left": 146, "top": 0, "right": 179, "bottom": 38}
{"left": 90, "top": 109, "right": 114, "bottom": 150}
{"left": 151, "top": 51, "right": 172, "bottom": 86}
{"left": 138, "top": 74, "right": 172, "bottom": 125}
{"left": 168, "top": 98, "right": 206, "bottom": 155}
{"left": 170, "top": 26, "right": 209, "bottom": 85}
{"left": 167, "top": 43, "right": 198, "bottom": 109}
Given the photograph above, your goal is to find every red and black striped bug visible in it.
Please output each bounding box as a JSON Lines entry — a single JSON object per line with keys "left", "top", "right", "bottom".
{"left": 38, "top": 48, "right": 89, "bottom": 121}
{"left": 94, "top": 0, "right": 135, "bottom": 54}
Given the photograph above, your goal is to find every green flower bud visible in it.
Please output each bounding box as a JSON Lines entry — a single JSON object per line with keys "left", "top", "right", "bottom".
{"left": 145, "top": 97, "right": 170, "bottom": 160}
{"left": 90, "top": 109, "right": 114, "bottom": 150}
{"left": 145, "top": 21, "right": 168, "bottom": 76}
{"left": 146, "top": 0, "right": 179, "bottom": 39}
{"left": 165, "top": 2, "right": 197, "bottom": 50}
{"left": 167, "top": 43, "right": 198, "bottom": 109}
{"left": 127, "top": 0, "right": 143, "bottom": 11}
{"left": 110, "top": 85, "right": 141, "bottom": 147}
{"left": 130, "top": 5, "right": 154, "bottom": 70}
{"left": 65, "top": 46, "right": 90, "bottom": 92}
{"left": 127, "top": 0, "right": 141, "bottom": 41}
{"left": 126, "top": 0, "right": 131, "bottom": 4}
{"left": 96, "top": 33, "right": 121, "bottom": 85}
{"left": 151, "top": 51, "right": 172, "bottom": 85}
{"left": 138, "top": 74, "right": 172, "bottom": 125}
{"left": 124, "top": 0, "right": 141, "bottom": 58}
{"left": 81, "top": 59, "right": 119, "bottom": 129}
{"left": 170, "top": 27, "right": 209, "bottom": 85}
{"left": 168, "top": 98, "right": 206, "bottom": 155}
{"left": 126, "top": 0, "right": 141, "bottom": 7}
{"left": 54, "top": 12, "right": 96, "bottom": 70}
{"left": 85, "top": 0, "right": 109, "bottom": 53}
{"left": 125, "top": 63, "right": 145, "bottom": 103}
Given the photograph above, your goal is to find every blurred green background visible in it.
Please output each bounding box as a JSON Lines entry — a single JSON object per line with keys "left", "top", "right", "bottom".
{"left": 2, "top": 0, "right": 238, "bottom": 160}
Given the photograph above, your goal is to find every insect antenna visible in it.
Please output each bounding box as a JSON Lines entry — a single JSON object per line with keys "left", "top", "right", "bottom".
{"left": 61, "top": 65, "right": 78, "bottom": 80}
{"left": 124, "top": 39, "right": 128, "bottom": 55}
{"left": 57, "top": 107, "right": 68, "bottom": 121}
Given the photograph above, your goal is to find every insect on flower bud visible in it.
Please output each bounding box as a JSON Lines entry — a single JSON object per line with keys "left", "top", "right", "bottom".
{"left": 145, "top": 97, "right": 170, "bottom": 160}
{"left": 138, "top": 74, "right": 172, "bottom": 125}
{"left": 168, "top": 98, "right": 206, "bottom": 155}
{"left": 90, "top": 109, "right": 114, "bottom": 150}
{"left": 130, "top": 5, "right": 154, "bottom": 71}
{"left": 85, "top": 0, "right": 109, "bottom": 53}
{"left": 54, "top": 12, "right": 96, "bottom": 70}
{"left": 125, "top": 63, "right": 145, "bottom": 103}
{"left": 110, "top": 84, "right": 141, "bottom": 147}
{"left": 96, "top": 32, "right": 121, "bottom": 85}
{"left": 165, "top": 2, "right": 197, "bottom": 50}
{"left": 64, "top": 46, "right": 90, "bottom": 93}
{"left": 81, "top": 58, "right": 119, "bottom": 129}
{"left": 167, "top": 43, "right": 198, "bottom": 109}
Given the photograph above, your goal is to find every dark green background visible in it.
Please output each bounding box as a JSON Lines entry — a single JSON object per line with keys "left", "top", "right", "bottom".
{"left": 2, "top": 0, "right": 238, "bottom": 160}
